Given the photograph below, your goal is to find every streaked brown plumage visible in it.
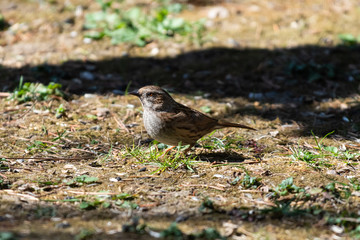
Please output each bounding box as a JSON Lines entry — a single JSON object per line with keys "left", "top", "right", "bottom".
{"left": 130, "top": 86, "right": 255, "bottom": 149}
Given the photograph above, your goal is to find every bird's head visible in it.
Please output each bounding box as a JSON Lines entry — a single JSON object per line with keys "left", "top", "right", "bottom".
{"left": 130, "top": 85, "right": 176, "bottom": 111}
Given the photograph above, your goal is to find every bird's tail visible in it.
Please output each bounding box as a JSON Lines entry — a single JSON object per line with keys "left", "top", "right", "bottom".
{"left": 217, "top": 120, "right": 256, "bottom": 131}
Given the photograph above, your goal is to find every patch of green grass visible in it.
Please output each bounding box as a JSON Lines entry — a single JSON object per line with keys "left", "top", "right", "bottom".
{"left": 0, "top": 232, "right": 17, "bottom": 240}
{"left": 79, "top": 199, "right": 110, "bottom": 210}
{"left": 65, "top": 175, "right": 99, "bottom": 187}
{"left": 338, "top": 33, "right": 360, "bottom": 46}
{"left": 51, "top": 130, "right": 68, "bottom": 142}
{"left": 269, "top": 177, "right": 357, "bottom": 203}
{"left": 85, "top": 114, "right": 98, "bottom": 120}
{"left": 55, "top": 104, "right": 66, "bottom": 118}
{"left": 160, "top": 222, "right": 225, "bottom": 240}
{"left": 349, "top": 177, "right": 360, "bottom": 191}
{"left": 198, "top": 197, "right": 215, "bottom": 213}
{"left": 290, "top": 131, "right": 359, "bottom": 169}
{"left": 202, "top": 137, "right": 227, "bottom": 150}
{"left": 75, "top": 191, "right": 137, "bottom": 210}
{"left": 272, "top": 177, "right": 305, "bottom": 197}
{"left": 326, "top": 211, "right": 360, "bottom": 238}
{"left": 240, "top": 173, "right": 262, "bottom": 189}
{"left": 159, "top": 222, "right": 184, "bottom": 239}
{"left": 115, "top": 200, "right": 138, "bottom": 209}
{"left": 200, "top": 131, "right": 241, "bottom": 151}
{"left": 9, "top": 77, "right": 66, "bottom": 103}
{"left": 200, "top": 105, "right": 212, "bottom": 114}
{"left": 0, "top": 158, "right": 9, "bottom": 171}
{"left": 289, "top": 147, "right": 331, "bottom": 169}
{"left": 324, "top": 182, "right": 352, "bottom": 199}
{"left": 99, "top": 145, "right": 113, "bottom": 163}
{"left": 112, "top": 193, "right": 136, "bottom": 201}
{"left": 26, "top": 141, "right": 52, "bottom": 154}
{"left": 84, "top": 0, "right": 206, "bottom": 46}
{"left": 74, "top": 175, "right": 99, "bottom": 184}
{"left": 0, "top": 176, "right": 11, "bottom": 190}
{"left": 37, "top": 179, "right": 61, "bottom": 187}
{"left": 126, "top": 143, "right": 198, "bottom": 173}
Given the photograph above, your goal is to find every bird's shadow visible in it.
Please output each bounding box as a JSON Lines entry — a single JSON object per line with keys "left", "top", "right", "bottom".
{"left": 195, "top": 150, "right": 248, "bottom": 163}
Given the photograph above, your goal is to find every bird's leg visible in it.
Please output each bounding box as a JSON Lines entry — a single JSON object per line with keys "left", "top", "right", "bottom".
{"left": 183, "top": 144, "right": 194, "bottom": 155}
{"left": 159, "top": 145, "right": 176, "bottom": 159}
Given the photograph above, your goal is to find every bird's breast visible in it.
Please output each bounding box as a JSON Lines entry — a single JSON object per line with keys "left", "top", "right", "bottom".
{"left": 143, "top": 109, "right": 166, "bottom": 138}
{"left": 142, "top": 109, "right": 186, "bottom": 146}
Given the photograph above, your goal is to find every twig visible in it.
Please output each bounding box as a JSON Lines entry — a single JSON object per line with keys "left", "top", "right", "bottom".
{"left": 65, "top": 190, "right": 120, "bottom": 195}
{"left": 0, "top": 156, "right": 94, "bottom": 161}
{"left": 236, "top": 226, "right": 255, "bottom": 238}
{"left": 0, "top": 190, "right": 39, "bottom": 201}
{"left": 238, "top": 190, "right": 266, "bottom": 193}
{"left": 126, "top": 175, "right": 161, "bottom": 178}
{"left": 0, "top": 92, "right": 10, "bottom": 98}
{"left": 180, "top": 184, "right": 225, "bottom": 191}
{"left": 138, "top": 203, "right": 160, "bottom": 208}
{"left": 245, "top": 198, "right": 276, "bottom": 207}
{"left": 112, "top": 113, "right": 130, "bottom": 133}
{"left": 0, "top": 173, "right": 7, "bottom": 179}
{"left": 211, "top": 160, "right": 266, "bottom": 167}
{"left": 16, "top": 101, "right": 36, "bottom": 120}
{"left": 345, "top": 144, "right": 360, "bottom": 150}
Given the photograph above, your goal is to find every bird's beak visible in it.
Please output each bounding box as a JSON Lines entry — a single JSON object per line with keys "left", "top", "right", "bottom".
{"left": 129, "top": 90, "right": 140, "bottom": 97}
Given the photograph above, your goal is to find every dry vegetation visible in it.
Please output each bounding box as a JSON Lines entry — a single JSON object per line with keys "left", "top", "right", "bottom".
{"left": 1, "top": 0, "right": 360, "bottom": 239}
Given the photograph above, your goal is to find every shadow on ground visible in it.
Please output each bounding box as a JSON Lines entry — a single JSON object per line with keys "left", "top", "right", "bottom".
{"left": 197, "top": 151, "right": 247, "bottom": 163}
{"left": 1, "top": 45, "right": 359, "bottom": 138}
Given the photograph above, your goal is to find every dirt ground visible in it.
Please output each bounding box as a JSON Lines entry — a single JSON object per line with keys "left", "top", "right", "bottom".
{"left": 1, "top": 0, "right": 360, "bottom": 239}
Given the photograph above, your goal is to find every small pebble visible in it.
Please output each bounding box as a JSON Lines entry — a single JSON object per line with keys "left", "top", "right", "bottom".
{"left": 83, "top": 38, "right": 92, "bottom": 44}
{"left": 84, "top": 93, "right": 97, "bottom": 99}
{"left": 75, "top": 5, "right": 83, "bottom": 17}
{"left": 109, "top": 177, "right": 122, "bottom": 182}
{"left": 80, "top": 71, "right": 95, "bottom": 81}
{"left": 63, "top": 164, "right": 76, "bottom": 170}
{"left": 70, "top": 31, "right": 77, "bottom": 38}
{"left": 56, "top": 221, "right": 71, "bottom": 229}
{"left": 139, "top": 167, "right": 147, "bottom": 172}
{"left": 326, "top": 170, "right": 337, "bottom": 175}
{"left": 213, "top": 174, "right": 225, "bottom": 178}
{"left": 96, "top": 108, "right": 110, "bottom": 117}
{"left": 269, "top": 131, "right": 279, "bottom": 137}
{"left": 90, "top": 125, "right": 102, "bottom": 131}
{"left": 175, "top": 215, "right": 189, "bottom": 222}
{"left": 150, "top": 47, "right": 159, "bottom": 56}
{"left": 330, "top": 225, "right": 343, "bottom": 234}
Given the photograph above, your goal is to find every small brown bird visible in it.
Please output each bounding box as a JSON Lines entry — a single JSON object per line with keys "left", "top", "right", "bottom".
{"left": 130, "top": 85, "right": 255, "bottom": 151}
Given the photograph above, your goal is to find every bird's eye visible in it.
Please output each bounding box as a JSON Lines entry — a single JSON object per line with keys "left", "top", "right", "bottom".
{"left": 148, "top": 93, "right": 154, "bottom": 97}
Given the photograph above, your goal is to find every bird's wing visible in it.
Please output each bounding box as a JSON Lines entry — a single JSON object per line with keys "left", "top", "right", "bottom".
{"left": 162, "top": 104, "right": 219, "bottom": 135}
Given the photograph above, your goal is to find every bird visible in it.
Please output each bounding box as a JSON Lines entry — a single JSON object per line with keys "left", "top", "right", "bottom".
{"left": 130, "top": 85, "right": 255, "bottom": 152}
